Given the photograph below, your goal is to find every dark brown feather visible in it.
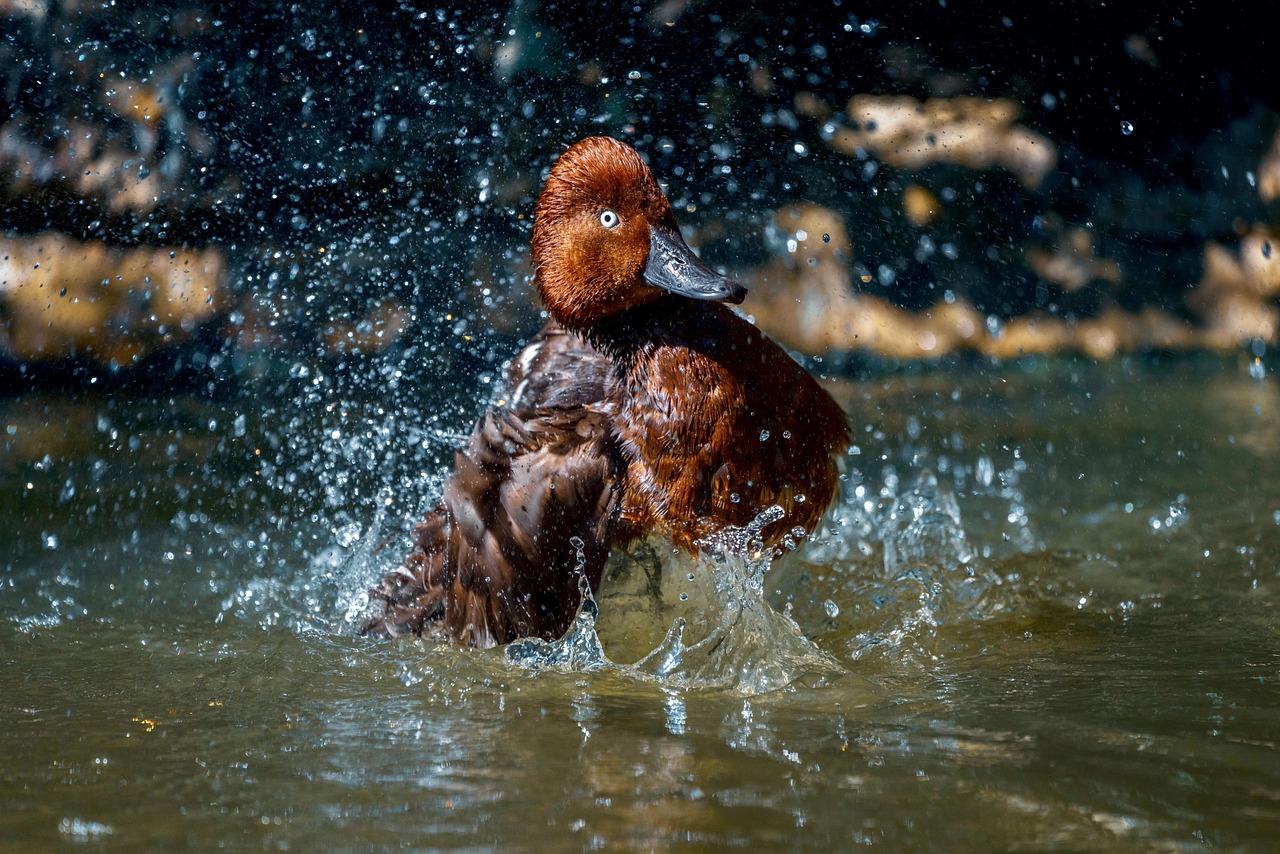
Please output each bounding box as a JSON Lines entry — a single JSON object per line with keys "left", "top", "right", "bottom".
{"left": 362, "top": 325, "right": 622, "bottom": 644}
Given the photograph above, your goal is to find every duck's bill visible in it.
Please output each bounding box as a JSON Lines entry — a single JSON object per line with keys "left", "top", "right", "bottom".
{"left": 644, "top": 227, "right": 747, "bottom": 304}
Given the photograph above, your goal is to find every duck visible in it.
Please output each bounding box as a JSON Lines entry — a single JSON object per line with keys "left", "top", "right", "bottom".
{"left": 362, "top": 136, "right": 850, "bottom": 648}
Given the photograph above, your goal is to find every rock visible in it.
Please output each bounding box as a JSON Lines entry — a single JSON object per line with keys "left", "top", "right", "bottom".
{"left": 1238, "top": 226, "right": 1280, "bottom": 297}
{"left": 0, "top": 233, "right": 225, "bottom": 366}
{"left": 743, "top": 202, "right": 1213, "bottom": 362}
{"left": 743, "top": 204, "right": 982, "bottom": 359}
{"left": 981, "top": 313, "right": 1074, "bottom": 360}
{"left": 1187, "top": 229, "right": 1280, "bottom": 349}
{"left": 1198, "top": 292, "right": 1280, "bottom": 350}
{"left": 1025, "top": 222, "right": 1123, "bottom": 293}
{"left": 848, "top": 294, "right": 964, "bottom": 359}
{"left": 740, "top": 203, "right": 861, "bottom": 355}
{"left": 1258, "top": 130, "right": 1280, "bottom": 204}
{"left": 829, "top": 95, "right": 1058, "bottom": 190}
{"left": 1129, "top": 307, "right": 1202, "bottom": 352}
{"left": 923, "top": 299, "right": 985, "bottom": 352}
{"left": 901, "top": 184, "right": 942, "bottom": 227}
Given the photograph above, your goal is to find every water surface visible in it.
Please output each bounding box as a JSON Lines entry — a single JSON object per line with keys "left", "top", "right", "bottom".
{"left": 3, "top": 356, "right": 1279, "bottom": 850}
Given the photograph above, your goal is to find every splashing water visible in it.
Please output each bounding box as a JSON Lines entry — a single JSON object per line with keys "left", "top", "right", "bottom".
{"left": 505, "top": 506, "right": 843, "bottom": 695}
{"left": 504, "top": 535, "right": 610, "bottom": 670}
{"left": 505, "top": 575, "right": 609, "bottom": 672}
{"left": 788, "top": 462, "right": 1013, "bottom": 662}
{"left": 848, "top": 470, "right": 979, "bottom": 657}
{"left": 630, "top": 506, "right": 842, "bottom": 693}
{"left": 194, "top": 430, "right": 1028, "bottom": 693}
{"left": 203, "top": 412, "right": 1033, "bottom": 693}
{"left": 219, "top": 489, "right": 398, "bottom": 635}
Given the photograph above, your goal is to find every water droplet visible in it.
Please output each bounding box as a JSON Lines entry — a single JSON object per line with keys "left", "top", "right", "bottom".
{"left": 729, "top": 493, "right": 741, "bottom": 504}
{"left": 334, "top": 523, "right": 362, "bottom": 549}
{"left": 1120, "top": 120, "right": 1134, "bottom": 136}
{"left": 759, "top": 430, "right": 770, "bottom": 441}
{"left": 822, "top": 233, "right": 831, "bottom": 243}
{"left": 975, "top": 456, "right": 995, "bottom": 487}
{"left": 823, "top": 599, "right": 839, "bottom": 618}
{"left": 42, "top": 533, "right": 59, "bottom": 550}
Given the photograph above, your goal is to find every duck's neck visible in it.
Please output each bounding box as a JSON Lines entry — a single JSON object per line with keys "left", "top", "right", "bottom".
{"left": 581, "top": 296, "right": 716, "bottom": 361}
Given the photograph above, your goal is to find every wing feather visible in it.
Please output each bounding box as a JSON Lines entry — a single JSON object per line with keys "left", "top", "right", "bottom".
{"left": 362, "top": 323, "right": 621, "bottom": 646}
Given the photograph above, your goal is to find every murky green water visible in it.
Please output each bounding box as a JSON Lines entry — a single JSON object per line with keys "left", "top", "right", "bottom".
{"left": 4, "top": 356, "right": 1280, "bottom": 850}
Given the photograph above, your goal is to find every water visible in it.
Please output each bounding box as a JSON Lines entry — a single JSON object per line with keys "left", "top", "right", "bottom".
{"left": 4, "top": 356, "right": 1280, "bottom": 849}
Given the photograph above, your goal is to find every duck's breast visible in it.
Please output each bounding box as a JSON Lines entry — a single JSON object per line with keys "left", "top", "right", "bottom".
{"left": 614, "top": 304, "right": 848, "bottom": 550}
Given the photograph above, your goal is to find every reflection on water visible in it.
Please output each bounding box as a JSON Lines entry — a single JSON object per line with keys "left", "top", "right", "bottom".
{"left": 3, "top": 357, "right": 1280, "bottom": 849}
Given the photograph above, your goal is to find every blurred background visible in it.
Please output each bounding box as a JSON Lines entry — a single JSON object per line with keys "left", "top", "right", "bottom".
{"left": 2, "top": 0, "right": 1277, "bottom": 389}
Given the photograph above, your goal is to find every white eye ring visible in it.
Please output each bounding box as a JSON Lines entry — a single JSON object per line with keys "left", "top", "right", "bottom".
{"left": 599, "top": 209, "right": 620, "bottom": 229}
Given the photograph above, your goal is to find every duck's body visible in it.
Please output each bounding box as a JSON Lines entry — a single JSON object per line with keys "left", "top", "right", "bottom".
{"left": 363, "top": 138, "right": 849, "bottom": 647}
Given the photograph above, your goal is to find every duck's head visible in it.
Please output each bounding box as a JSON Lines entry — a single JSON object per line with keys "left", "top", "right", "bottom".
{"left": 531, "top": 136, "right": 746, "bottom": 330}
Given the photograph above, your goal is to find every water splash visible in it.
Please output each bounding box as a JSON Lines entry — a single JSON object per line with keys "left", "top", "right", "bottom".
{"left": 504, "top": 507, "right": 842, "bottom": 695}
{"left": 217, "top": 489, "right": 399, "bottom": 634}
{"left": 880, "top": 470, "right": 975, "bottom": 576}
{"left": 504, "top": 535, "right": 611, "bottom": 671}
{"left": 792, "top": 463, "right": 1007, "bottom": 661}
{"left": 505, "top": 575, "right": 609, "bottom": 672}
{"left": 630, "top": 506, "right": 842, "bottom": 693}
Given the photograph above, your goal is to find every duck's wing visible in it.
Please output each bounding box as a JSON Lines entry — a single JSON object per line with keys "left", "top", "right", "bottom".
{"left": 362, "top": 324, "right": 622, "bottom": 646}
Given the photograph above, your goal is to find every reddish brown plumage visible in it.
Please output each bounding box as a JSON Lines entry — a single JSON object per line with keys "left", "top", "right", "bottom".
{"left": 531, "top": 137, "right": 680, "bottom": 328}
{"left": 362, "top": 137, "right": 850, "bottom": 647}
{"left": 600, "top": 299, "right": 847, "bottom": 552}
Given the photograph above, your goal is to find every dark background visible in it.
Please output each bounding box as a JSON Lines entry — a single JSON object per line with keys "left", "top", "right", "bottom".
{"left": 1, "top": 0, "right": 1276, "bottom": 385}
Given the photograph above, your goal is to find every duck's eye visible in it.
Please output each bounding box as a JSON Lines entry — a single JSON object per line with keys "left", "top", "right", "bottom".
{"left": 599, "top": 209, "right": 620, "bottom": 229}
